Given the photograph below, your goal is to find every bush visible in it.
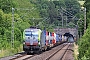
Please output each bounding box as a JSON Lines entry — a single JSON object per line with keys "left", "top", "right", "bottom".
{"left": 78, "top": 28, "right": 90, "bottom": 59}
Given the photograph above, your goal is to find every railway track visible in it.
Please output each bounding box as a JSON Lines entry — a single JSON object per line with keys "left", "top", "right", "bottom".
{"left": 62, "top": 43, "right": 74, "bottom": 60}
{"left": 9, "top": 53, "right": 36, "bottom": 60}
{"left": 60, "top": 43, "right": 70, "bottom": 60}
{"left": 45, "top": 43, "right": 70, "bottom": 60}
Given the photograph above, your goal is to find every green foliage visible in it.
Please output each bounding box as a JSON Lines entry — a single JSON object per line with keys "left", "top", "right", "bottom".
{"left": 0, "top": 0, "right": 15, "bottom": 13}
{"left": 14, "top": 28, "right": 22, "bottom": 42}
{"left": 0, "top": 9, "right": 4, "bottom": 27}
{"left": 53, "top": 0, "right": 66, "bottom": 8}
{"left": 78, "top": 0, "right": 90, "bottom": 59}
{"left": 13, "top": 0, "right": 41, "bottom": 26}
{"left": 47, "top": 24, "right": 54, "bottom": 32}
{"left": 78, "top": 27, "right": 90, "bottom": 59}
{"left": 67, "top": 22, "right": 76, "bottom": 28}
{"left": 85, "top": 0, "right": 90, "bottom": 12}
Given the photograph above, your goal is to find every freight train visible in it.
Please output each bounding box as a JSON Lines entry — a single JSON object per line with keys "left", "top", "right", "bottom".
{"left": 23, "top": 27, "right": 68, "bottom": 54}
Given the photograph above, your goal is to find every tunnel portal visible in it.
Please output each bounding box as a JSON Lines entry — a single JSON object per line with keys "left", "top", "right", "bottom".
{"left": 64, "top": 33, "right": 74, "bottom": 43}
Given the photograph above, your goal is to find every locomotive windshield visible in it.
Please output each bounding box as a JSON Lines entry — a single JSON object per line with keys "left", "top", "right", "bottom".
{"left": 25, "top": 30, "right": 39, "bottom": 40}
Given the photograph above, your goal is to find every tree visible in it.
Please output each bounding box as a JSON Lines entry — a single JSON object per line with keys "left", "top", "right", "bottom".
{"left": 48, "top": 1, "right": 57, "bottom": 24}
{"left": 0, "top": 9, "right": 4, "bottom": 27}
{"left": 0, "top": 0, "right": 15, "bottom": 13}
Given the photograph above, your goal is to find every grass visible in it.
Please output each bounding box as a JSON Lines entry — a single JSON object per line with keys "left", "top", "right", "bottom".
{"left": 74, "top": 42, "right": 79, "bottom": 60}
{"left": 0, "top": 44, "right": 23, "bottom": 58}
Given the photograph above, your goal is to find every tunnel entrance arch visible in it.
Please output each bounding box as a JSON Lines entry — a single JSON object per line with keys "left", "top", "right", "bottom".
{"left": 64, "top": 33, "right": 74, "bottom": 43}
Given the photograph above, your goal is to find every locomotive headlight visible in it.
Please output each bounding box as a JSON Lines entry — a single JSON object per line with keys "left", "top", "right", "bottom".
{"left": 38, "top": 42, "right": 40, "bottom": 45}
{"left": 23, "top": 42, "right": 25, "bottom": 44}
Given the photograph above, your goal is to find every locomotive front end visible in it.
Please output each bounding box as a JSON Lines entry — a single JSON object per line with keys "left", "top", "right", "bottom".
{"left": 23, "top": 28, "right": 41, "bottom": 53}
